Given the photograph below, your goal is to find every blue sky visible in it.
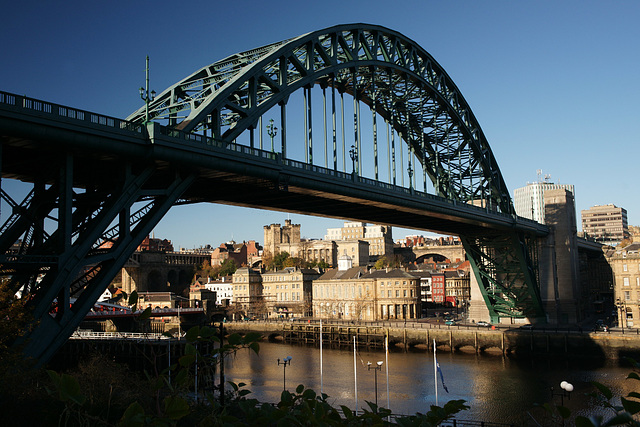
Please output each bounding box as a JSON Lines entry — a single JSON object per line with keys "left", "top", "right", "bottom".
{"left": 2, "top": 1, "right": 639, "bottom": 249}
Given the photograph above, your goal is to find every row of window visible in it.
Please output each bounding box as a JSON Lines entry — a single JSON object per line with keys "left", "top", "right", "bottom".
{"left": 264, "top": 276, "right": 302, "bottom": 281}
{"left": 380, "top": 280, "right": 412, "bottom": 286}
{"left": 622, "top": 277, "right": 640, "bottom": 287}
{"left": 622, "top": 264, "right": 640, "bottom": 272}
{"left": 275, "top": 292, "right": 301, "bottom": 301}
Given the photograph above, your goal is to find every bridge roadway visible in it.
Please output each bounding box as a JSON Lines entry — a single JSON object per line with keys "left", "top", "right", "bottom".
{"left": 0, "top": 91, "right": 547, "bottom": 237}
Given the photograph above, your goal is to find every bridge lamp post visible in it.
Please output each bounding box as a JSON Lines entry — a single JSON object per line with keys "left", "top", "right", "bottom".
{"left": 407, "top": 164, "right": 413, "bottom": 190}
{"left": 349, "top": 145, "right": 358, "bottom": 176}
{"left": 266, "top": 119, "right": 278, "bottom": 152}
{"left": 139, "top": 55, "right": 156, "bottom": 124}
{"left": 277, "top": 356, "right": 292, "bottom": 390}
{"left": 367, "top": 361, "right": 383, "bottom": 407}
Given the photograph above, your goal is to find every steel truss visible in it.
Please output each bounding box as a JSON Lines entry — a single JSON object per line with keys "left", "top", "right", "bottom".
{"left": 0, "top": 154, "right": 194, "bottom": 364}
{"left": 461, "top": 232, "right": 544, "bottom": 322}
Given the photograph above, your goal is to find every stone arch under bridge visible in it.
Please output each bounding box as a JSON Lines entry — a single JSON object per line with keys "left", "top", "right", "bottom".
{"left": 412, "top": 245, "right": 466, "bottom": 264}
{"left": 121, "top": 252, "right": 209, "bottom": 295}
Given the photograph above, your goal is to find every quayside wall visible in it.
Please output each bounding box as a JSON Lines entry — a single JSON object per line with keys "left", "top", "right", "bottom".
{"left": 225, "top": 321, "right": 640, "bottom": 361}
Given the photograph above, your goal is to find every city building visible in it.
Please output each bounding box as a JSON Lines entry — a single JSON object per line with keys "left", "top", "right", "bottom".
{"left": 138, "top": 235, "right": 174, "bottom": 252}
{"left": 231, "top": 267, "right": 263, "bottom": 319}
{"left": 608, "top": 242, "right": 640, "bottom": 327}
{"left": 312, "top": 253, "right": 421, "bottom": 321}
{"left": 312, "top": 254, "right": 373, "bottom": 320}
{"left": 581, "top": 204, "right": 629, "bottom": 246}
{"left": 263, "top": 219, "right": 301, "bottom": 258}
{"left": 444, "top": 268, "right": 471, "bottom": 307}
{"left": 264, "top": 219, "right": 338, "bottom": 266}
{"left": 324, "top": 221, "right": 393, "bottom": 258}
{"left": 262, "top": 267, "right": 320, "bottom": 318}
{"left": 431, "top": 273, "right": 446, "bottom": 304}
{"left": 192, "top": 276, "right": 233, "bottom": 306}
{"left": 136, "top": 292, "right": 187, "bottom": 309}
{"left": 335, "top": 240, "right": 369, "bottom": 267}
{"left": 409, "top": 271, "right": 432, "bottom": 315}
{"left": 513, "top": 174, "right": 575, "bottom": 224}
{"left": 210, "top": 240, "right": 261, "bottom": 267}
{"left": 369, "top": 268, "right": 420, "bottom": 320}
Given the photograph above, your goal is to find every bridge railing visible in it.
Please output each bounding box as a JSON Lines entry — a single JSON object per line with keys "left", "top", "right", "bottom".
{"left": 154, "top": 123, "right": 549, "bottom": 230}
{"left": 0, "top": 91, "right": 143, "bottom": 133}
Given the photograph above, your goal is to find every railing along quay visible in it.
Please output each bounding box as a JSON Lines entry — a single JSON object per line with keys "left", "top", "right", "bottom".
{"left": 70, "top": 331, "right": 171, "bottom": 341}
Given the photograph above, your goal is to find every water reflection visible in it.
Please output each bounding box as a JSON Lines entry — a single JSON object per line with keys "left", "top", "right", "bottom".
{"left": 223, "top": 341, "right": 631, "bottom": 424}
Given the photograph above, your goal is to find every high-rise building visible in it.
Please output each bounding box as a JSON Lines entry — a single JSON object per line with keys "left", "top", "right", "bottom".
{"left": 581, "top": 204, "right": 629, "bottom": 246}
{"left": 513, "top": 174, "right": 574, "bottom": 224}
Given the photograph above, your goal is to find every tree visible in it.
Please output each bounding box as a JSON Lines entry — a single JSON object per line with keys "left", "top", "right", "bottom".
{"left": 374, "top": 255, "right": 402, "bottom": 269}
{"left": 217, "top": 258, "right": 238, "bottom": 277}
{"left": 0, "top": 279, "right": 33, "bottom": 355}
{"left": 268, "top": 252, "right": 290, "bottom": 271}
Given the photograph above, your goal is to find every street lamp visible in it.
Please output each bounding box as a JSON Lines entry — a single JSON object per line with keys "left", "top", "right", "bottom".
{"left": 407, "top": 163, "right": 413, "bottom": 190}
{"left": 277, "top": 356, "right": 292, "bottom": 390}
{"left": 367, "top": 360, "right": 384, "bottom": 407}
{"left": 551, "top": 381, "right": 573, "bottom": 426}
{"left": 139, "top": 55, "right": 156, "bottom": 124}
{"left": 349, "top": 145, "right": 358, "bottom": 175}
{"left": 616, "top": 298, "right": 625, "bottom": 328}
{"left": 266, "top": 119, "right": 278, "bottom": 152}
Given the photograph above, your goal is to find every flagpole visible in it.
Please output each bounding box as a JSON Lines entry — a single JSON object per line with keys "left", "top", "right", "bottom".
{"left": 320, "top": 320, "right": 323, "bottom": 395}
{"left": 433, "top": 339, "right": 438, "bottom": 406}
{"left": 354, "top": 335, "right": 358, "bottom": 414}
{"left": 385, "top": 333, "right": 390, "bottom": 411}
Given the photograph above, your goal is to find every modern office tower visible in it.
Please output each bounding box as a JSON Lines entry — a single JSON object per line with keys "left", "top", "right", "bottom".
{"left": 581, "top": 204, "right": 629, "bottom": 246}
{"left": 513, "top": 173, "right": 574, "bottom": 224}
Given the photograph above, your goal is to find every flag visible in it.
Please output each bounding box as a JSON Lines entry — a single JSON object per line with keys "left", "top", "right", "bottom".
{"left": 436, "top": 361, "right": 449, "bottom": 393}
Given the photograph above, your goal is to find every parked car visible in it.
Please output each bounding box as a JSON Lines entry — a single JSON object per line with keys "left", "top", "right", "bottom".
{"left": 445, "top": 319, "right": 456, "bottom": 326}
{"left": 477, "top": 321, "right": 491, "bottom": 327}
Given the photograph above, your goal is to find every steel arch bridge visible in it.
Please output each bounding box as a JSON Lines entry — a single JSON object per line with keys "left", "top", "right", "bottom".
{"left": 0, "top": 24, "right": 548, "bottom": 365}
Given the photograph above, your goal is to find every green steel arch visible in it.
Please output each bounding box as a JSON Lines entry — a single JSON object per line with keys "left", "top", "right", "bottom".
{"left": 129, "top": 23, "right": 511, "bottom": 215}
{"left": 129, "top": 24, "right": 544, "bottom": 322}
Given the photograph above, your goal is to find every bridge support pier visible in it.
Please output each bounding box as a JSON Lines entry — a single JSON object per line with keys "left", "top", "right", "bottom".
{"left": 467, "top": 272, "right": 491, "bottom": 323}
{"left": 538, "top": 189, "right": 582, "bottom": 324}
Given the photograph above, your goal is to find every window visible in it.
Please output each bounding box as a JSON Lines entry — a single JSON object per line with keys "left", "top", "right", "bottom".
{"left": 624, "top": 264, "right": 628, "bottom": 272}
{"left": 395, "top": 290, "right": 399, "bottom": 297}
{"left": 624, "top": 278, "right": 630, "bottom": 286}
{"left": 625, "top": 290, "right": 631, "bottom": 301}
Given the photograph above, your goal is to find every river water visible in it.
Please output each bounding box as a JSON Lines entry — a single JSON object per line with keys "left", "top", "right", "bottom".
{"left": 220, "top": 340, "right": 635, "bottom": 425}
